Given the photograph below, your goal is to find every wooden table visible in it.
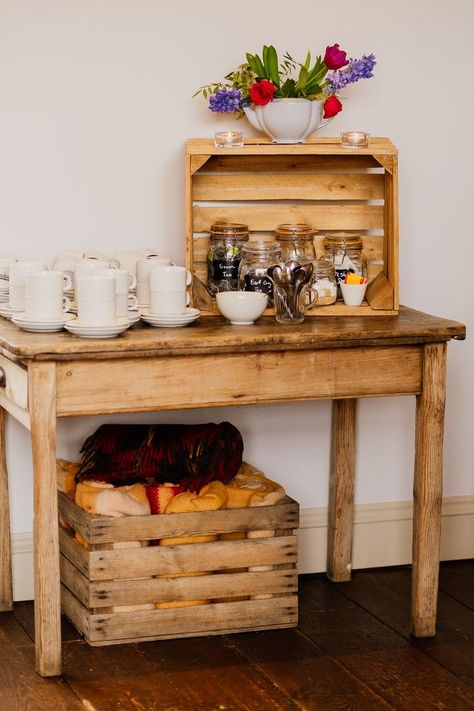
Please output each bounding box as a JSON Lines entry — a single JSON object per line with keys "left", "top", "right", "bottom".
{"left": 0, "top": 306, "right": 466, "bottom": 676}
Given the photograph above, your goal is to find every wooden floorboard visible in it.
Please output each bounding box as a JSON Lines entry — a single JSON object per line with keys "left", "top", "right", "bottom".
{"left": 1, "top": 561, "right": 474, "bottom": 710}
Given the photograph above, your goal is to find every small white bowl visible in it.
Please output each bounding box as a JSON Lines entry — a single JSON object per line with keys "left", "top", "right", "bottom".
{"left": 340, "top": 282, "right": 368, "bottom": 307}
{"left": 216, "top": 291, "right": 268, "bottom": 324}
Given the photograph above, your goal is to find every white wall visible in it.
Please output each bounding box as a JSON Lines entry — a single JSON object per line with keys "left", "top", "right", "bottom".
{"left": 1, "top": 0, "right": 473, "bottom": 541}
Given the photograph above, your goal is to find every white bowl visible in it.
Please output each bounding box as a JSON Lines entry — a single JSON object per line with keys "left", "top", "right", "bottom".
{"left": 340, "top": 282, "right": 368, "bottom": 307}
{"left": 216, "top": 291, "right": 268, "bottom": 325}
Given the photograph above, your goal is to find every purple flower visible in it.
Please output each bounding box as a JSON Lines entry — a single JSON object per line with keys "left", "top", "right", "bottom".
{"left": 209, "top": 87, "right": 243, "bottom": 113}
{"left": 328, "top": 54, "right": 376, "bottom": 92}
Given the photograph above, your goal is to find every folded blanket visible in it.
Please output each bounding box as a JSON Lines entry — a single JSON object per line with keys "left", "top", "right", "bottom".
{"left": 160, "top": 481, "right": 227, "bottom": 546}
{"left": 76, "top": 422, "right": 244, "bottom": 491}
{"left": 75, "top": 480, "right": 151, "bottom": 517}
{"left": 57, "top": 459, "right": 80, "bottom": 497}
{"left": 224, "top": 462, "right": 286, "bottom": 509}
{"left": 146, "top": 483, "right": 184, "bottom": 514}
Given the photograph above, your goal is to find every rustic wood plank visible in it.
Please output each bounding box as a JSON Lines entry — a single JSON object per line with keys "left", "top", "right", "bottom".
{"left": 0, "top": 354, "right": 28, "bottom": 410}
{"left": 88, "top": 597, "right": 298, "bottom": 643}
{"left": 228, "top": 628, "right": 397, "bottom": 710}
{"left": 194, "top": 204, "right": 384, "bottom": 232}
{"left": 87, "top": 536, "right": 297, "bottom": 581}
{"left": 299, "top": 575, "right": 474, "bottom": 711}
{"left": 86, "top": 569, "right": 297, "bottom": 608}
{"left": 28, "top": 361, "right": 61, "bottom": 677}
{"left": 0, "top": 644, "right": 84, "bottom": 710}
{"left": 198, "top": 153, "right": 381, "bottom": 172}
{"left": 139, "top": 634, "right": 302, "bottom": 710}
{"left": 384, "top": 157, "right": 399, "bottom": 308}
{"left": 365, "top": 271, "right": 394, "bottom": 310}
{"left": 0, "top": 307, "right": 466, "bottom": 360}
{"left": 327, "top": 399, "right": 357, "bottom": 582}
{"left": 439, "top": 560, "right": 474, "bottom": 611}
{"left": 62, "top": 635, "right": 196, "bottom": 710}
{"left": 59, "top": 527, "right": 89, "bottom": 578}
{"left": 0, "top": 406, "right": 13, "bottom": 612}
{"left": 193, "top": 173, "right": 385, "bottom": 201}
{"left": 412, "top": 343, "right": 447, "bottom": 637}
{"left": 59, "top": 493, "right": 298, "bottom": 544}
{"left": 335, "top": 567, "right": 474, "bottom": 692}
{"left": 186, "top": 137, "right": 398, "bottom": 156}
{"left": 55, "top": 346, "right": 422, "bottom": 416}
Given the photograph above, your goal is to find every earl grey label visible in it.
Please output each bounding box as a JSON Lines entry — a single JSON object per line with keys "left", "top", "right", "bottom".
{"left": 211, "top": 258, "right": 240, "bottom": 281}
{"left": 243, "top": 274, "right": 273, "bottom": 295}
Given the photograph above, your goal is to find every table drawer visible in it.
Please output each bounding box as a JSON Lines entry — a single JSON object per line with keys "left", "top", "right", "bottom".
{"left": 0, "top": 354, "right": 28, "bottom": 411}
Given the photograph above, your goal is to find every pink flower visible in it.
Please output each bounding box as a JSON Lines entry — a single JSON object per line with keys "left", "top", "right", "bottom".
{"left": 324, "top": 44, "right": 349, "bottom": 70}
{"left": 249, "top": 80, "right": 277, "bottom": 106}
{"left": 323, "top": 95, "right": 343, "bottom": 118}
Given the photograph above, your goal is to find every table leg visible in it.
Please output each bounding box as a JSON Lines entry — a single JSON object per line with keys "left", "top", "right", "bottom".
{"left": 411, "top": 342, "right": 447, "bottom": 637}
{"left": 0, "top": 406, "right": 13, "bottom": 611}
{"left": 326, "top": 398, "right": 357, "bottom": 582}
{"left": 29, "top": 363, "right": 61, "bottom": 676}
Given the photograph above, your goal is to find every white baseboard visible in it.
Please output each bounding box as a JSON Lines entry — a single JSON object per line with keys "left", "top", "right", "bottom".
{"left": 11, "top": 495, "right": 474, "bottom": 601}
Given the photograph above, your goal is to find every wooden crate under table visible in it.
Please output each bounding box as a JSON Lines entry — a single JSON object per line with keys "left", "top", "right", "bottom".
{"left": 185, "top": 137, "right": 399, "bottom": 316}
{"left": 58, "top": 491, "right": 299, "bottom": 645}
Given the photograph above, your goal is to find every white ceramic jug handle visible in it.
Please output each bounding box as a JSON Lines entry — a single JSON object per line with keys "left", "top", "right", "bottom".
{"left": 318, "top": 116, "right": 335, "bottom": 129}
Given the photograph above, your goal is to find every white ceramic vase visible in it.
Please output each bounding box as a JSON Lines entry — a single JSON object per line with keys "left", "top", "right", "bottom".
{"left": 243, "top": 98, "right": 332, "bottom": 144}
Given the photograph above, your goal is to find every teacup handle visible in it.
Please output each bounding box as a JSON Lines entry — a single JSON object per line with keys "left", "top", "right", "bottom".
{"left": 186, "top": 270, "right": 192, "bottom": 287}
{"left": 62, "top": 273, "right": 73, "bottom": 291}
{"left": 128, "top": 272, "right": 137, "bottom": 290}
{"left": 62, "top": 295, "right": 71, "bottom": 312}
{"left": 127, "top": 293, "right": 138, "bottom": 309}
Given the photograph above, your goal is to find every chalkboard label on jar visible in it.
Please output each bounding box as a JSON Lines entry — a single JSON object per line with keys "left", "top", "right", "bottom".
{"left": 211, "top": 258, "right": 240, "bottom": 281}
{"left": 243, "top": 274, "right": 273, "bottom": 295}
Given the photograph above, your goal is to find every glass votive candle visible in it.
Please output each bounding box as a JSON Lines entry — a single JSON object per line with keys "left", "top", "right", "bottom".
{"left": 340, "top": 131, "right": 370, "bottom": 148}
{"left": 214, "top": 131, "right": 244, "bottom": 148}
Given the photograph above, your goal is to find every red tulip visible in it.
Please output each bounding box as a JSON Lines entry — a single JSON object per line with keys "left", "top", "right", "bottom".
{"left": 249, "top": 80, "right": 277, "bottom": 106}
{"left": 324, "top": 44, "right": 349, "bottom": 70}
{"left": 323, "top": 95, "right": 343, "bottom": 118}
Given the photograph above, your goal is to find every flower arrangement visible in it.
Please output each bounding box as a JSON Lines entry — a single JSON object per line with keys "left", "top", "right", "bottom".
{"left": 195, "top": 44, "right": 376, "bottom": 119}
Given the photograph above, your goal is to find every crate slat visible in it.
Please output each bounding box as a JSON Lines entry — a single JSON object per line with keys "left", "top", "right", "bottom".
{"left": 59, "top": 492, "right": 298, "bottom": 544}
{"left": 193, "top": 173, "right": 385, "bottom": 201}
{"left": 86, "top": 568, "right": 297, "bottom": 608}
{"left": 193, "top": 204, "right": 384, "bottom": 233}
{"left": 88, "top": 536, "right": 297, "bottom": 581}
{"left": 199, "top": 153, "right": 380, "bottom": 173}
{"left": 88, "top": 597, "right": 298, "bottom": 643}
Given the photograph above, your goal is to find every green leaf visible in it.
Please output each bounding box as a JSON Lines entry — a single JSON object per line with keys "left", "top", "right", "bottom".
{"left": 250, "top": 51, "right": 266, "bottom": 79}
{"left": 281, "top": 78, "right": 297, "bottom": 97}
{"left": 265, "top": 45, "right": 280, "bottom": 88}
{"left": 296, "top": 65, "right": 308, "bottom": 92}
{"left": 304, "top": 50, "right": 311, "bottom": 70}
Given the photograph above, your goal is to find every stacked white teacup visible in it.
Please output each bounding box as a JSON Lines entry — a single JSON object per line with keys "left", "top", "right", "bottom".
{"left": 98, "top": 268, "right": 138, "bottom": 318}
{"left": 9, "top": 261, "right": 49, "bottom": 312}
{"left": 149, "top": 266, "right": 192, "bottom": 315}
{"left": 136, "top": 256, "right": 174, "bottom": 308}
{"left": 24, "top": 271, "right": 72, "bottom": 321}
{"left": 75, "top": 275, "right": 117, "bottom": 326}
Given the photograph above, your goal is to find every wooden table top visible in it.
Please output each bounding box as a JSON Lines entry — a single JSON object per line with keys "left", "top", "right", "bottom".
{"left": 0, "top": 307, "right": 466, "bottom": 362}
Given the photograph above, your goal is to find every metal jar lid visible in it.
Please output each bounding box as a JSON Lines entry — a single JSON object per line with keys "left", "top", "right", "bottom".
{"left": 275, "top": 223, "right": 317, "bottom": 241}
{"left": 323, "top": 231, "right": 363, "bottom": 250}
{"left": 209, "top": 222, "right": 249, "bottom": 238}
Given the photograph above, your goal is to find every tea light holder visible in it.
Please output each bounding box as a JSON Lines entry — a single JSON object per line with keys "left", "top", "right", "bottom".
{"left": 214, "top": 131, "right": 244, "bottom": 148}
{"left": 340, "top": 131, "right": 370, "bottom": 148}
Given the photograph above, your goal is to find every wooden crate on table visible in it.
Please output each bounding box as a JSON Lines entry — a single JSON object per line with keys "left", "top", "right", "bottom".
{"left": 58, "top": 489, "right": 299, "bottom": 646}
{"left": 185, "top": 137, "right": 399, "bottom": 316}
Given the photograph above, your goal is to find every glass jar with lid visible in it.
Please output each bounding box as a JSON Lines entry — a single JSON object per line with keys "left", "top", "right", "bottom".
{"left": 238, "top": 240, "right": 282, "bottom": 305}
{"left": 207, "top": 222, "right": 249, "bottom": 295}
{"left": 313, "top": 257, "right": 337, "bottom": 305}
{"left": 275, "top": 223, "right": 317, "bottom": 264}
{"left": 322, "top": 232, "right": 366, "bottom": 288}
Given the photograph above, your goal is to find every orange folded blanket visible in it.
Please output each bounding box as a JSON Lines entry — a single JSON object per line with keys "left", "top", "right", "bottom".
{"left": 75, "top": 480, "right": 151, "bottom": 517}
